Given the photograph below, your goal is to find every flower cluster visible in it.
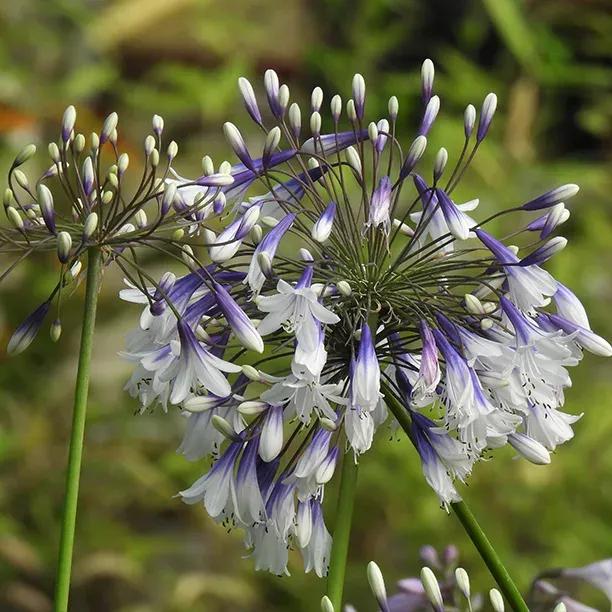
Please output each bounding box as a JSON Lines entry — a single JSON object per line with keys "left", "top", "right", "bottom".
{"left": 1, "top": 107, "right": 233, "bottom": 353}
{"left": 118, "top": 61, "right": 611, "bottom": 576}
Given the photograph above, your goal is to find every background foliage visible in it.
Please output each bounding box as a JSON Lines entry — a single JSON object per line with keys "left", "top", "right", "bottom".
{"left": 0, "top": 1, "right": 611, "bottom": 610}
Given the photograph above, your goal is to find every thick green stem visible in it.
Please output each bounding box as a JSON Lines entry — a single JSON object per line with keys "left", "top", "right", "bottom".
{"left": 380, "top": 380, "right": 529, "bottom": 612}
{"left": 326, "top": 452, "right": 359, "bottom": 610}
{"left": 54, "top": 248, "right": 102, "bottom": 612}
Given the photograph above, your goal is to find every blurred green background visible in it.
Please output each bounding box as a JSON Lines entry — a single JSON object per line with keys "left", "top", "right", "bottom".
{"left": 0, "top": 0, "right": 611, "bottom": 610}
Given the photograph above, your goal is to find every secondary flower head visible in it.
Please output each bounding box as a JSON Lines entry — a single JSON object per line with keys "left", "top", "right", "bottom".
{"left": 118, "top": 61, "right": 609, "bottom": 575}
{"left": 2, "top": 107, "right": 235, "bottom": 353}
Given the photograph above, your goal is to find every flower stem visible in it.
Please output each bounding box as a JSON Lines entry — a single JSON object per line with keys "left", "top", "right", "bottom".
{"left": 380, "top": 380, "right": 529, "bottom": 612}
{"left": 326, "top": 451, "right": 359, "bottom": 610}
{"left": 54, "top": 248, "right": 102, "bottom": 612}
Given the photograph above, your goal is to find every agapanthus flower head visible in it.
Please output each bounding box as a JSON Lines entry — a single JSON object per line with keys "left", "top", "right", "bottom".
{"left": 118, "top": 60, "right": 609, "bottom": 575}
{"left": 2, "top": 106, "right": 236, "bottom": 352}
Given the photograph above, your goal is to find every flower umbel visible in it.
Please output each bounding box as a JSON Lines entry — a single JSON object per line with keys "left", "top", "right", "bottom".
{"left": 117, "top": 62, "right": 610, "bottom": 576}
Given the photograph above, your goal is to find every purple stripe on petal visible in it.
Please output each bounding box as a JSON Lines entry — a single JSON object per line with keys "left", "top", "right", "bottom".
{"left": 7, "top": 300, "right": 51, "bottom": 355}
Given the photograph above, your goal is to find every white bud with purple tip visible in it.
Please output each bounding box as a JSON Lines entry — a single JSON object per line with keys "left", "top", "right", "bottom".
{"left": 223, "top": 122, "right": 253, "bottom": 170}
{"left": 161, "top": 183, "right": 177, "bottom": 215}
{"left": 346, "top": 99, "right": 357, "bottom": 123}
{"left": 90, "top": 132, "right": 99, "bottom": 153}
{"left": 37, "top": 184, "right": 56, "bottom": 234}
{"left": 477, "top": 93, "right": 497, "bottom": 142}
{"left": 489, "top": 589, "right": 504, "bottom": 612}
{"left": 250, "top": 224, "right": 262, "bottom": 244}
{"left": 331, "top": 94, "right": 342, "bottom": 122}
{"left": 464, "top": 104, "right": 476, "bottom": 138}
{"left": 388, "top": 95, "right": 399, "bottom": 120}
{"left": 436, "top": 187, "right": 471, "bottom": 240}
{"left": 14, "top": 144, "right": 37, "bottom": 167}
{"left": 310, "top": 111, "right": 321, "bottom": 137}
{"left": 419, "top": 95, "right": 440, "bottom": 136}
{"left": 100, "top": 112, "right": 118, "bottom": 144}
{"left": 520, "top": 236, "right": 567, "bottom": 267}
{"left": 200, "top": 155, "right": 214, "bottom": 176}
{"left": 288, "top": 103, "right": 301, "bottom": 139}
{"left": 421, "top": 567, "right": 444, "bottom": 611}
{"left": 57, "top": 231, "right": 72, "bottom": 263}
{"left": 352, "top": 73, "right": 366, "bottom": 119}
{"left": 508, "top": 432, "right": 551, "bottom": 465}
{"left": 167, "top": 141, "right": 178, "bottom": 161}
{"left": 522, "top": 184, "right": 579, "bottom": 211}
{"left": 367, "top": 561, "right": 388, "bottom": 609}
{"left": 311, "top": 86, "right": 323, "bottom": 112}
{"left": 455, "top": 568, "right": 471, "bottom": 600}
{"left": 399, "top": 135, "right": 427, "bottom": 179}
{"left": 7, "top": 300, "right": 51, "bottom": 355}
{"left": 433, "top": 147, "right": 448, "bottom": 181}
{"left": 82, "top": 157, "right": 95, "bottom": 196}
{"left": 264, "top": 69, "right": 281, "bottom": 117}
{"left": 62, "top": 106, "right": 77, "bottom": 142}
{"left": 134, "top": 209, "right": 147, "bottom": 229}
{"left": 312, "top": 201, "right": 336, "bottom": 242}
{"left": 299, "top": 248, "right": 313, "bottom": 262}
{"left": 257, "top": 252, "right": 273, "bottom": 279}
{"left": 421, "top": 58, "right": 435, "bottom": 103}
{"left": 238, "top": 77, "right": 262, "bottom": 125}
{"left": 241, "top": 365, "right": 261, "bottom": 381}
{"left": 150, "top": 116, "right": 163, "bottom": 139}
{"left": 259, "top": 405, "right": 284, "bottom": 461}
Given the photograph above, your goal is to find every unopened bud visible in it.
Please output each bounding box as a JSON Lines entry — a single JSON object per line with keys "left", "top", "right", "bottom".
{"left": 57, "top": 231, "right": 72, "bottom": 263}
{"left": 211, "top": 415, "right": 239, "bottom": 440}
{"left": 134, "top": 209, "right": 148, "bottom": 229}
{"left": 366, "top": 562, "right": 387, "bottom": 608}
{"left": 91, "top": 132, "right": 100, "bottom": 152}
{"left": 172, "top": 228, "right": 185, "bottom": 241}
{"left": 3, "top": 188, "right": 13, "bottom": 208}
{"left": 455, "top": 568, "right": 470, "bottom": 599}
{"left": 101, "top": 190, "right": 113, "bottom": 205}
{"left": 508, "top": 432, "right": 551, "bottom": 465}
{"left": 261, "top": 216, "right": 279, "bottom": 228}
{"left": 50, "top": 319, "right": 62, "bottom": 342}
{"left": 345, "top": 146, "right": 362, "bottom": 177}
{"left": 201, "top": 155, "right": 214, "bottom": 176}
{"left": 310, "top": 111, "right": 321, "bottom": 137}
{"left": 144, "top": 135, "right": 155, "bottom": 156}
{"left": 320, "top": 417, "right": 337, "bottom": 432}
{"left": 465, "top": 293, "right": 486, "bottom": 315}
{"left": 161, "top": 183, "right": 177, "bottom": 214}
{"left": 62, "top": 106, "right": 77, "bottom": 142}
{"left": 489, "top": 588, "right": 504, "bottom": 612}
{"left": 257, "top": 252, "right": 273, "bottom": 278}
{"left": 6, "top": 206, "right": 24, "bottom": 230}
{"left": 167, "top": 140, "right": 178, "bottom": 160}
{"left": 388, "top": 95, "right": 399, "bottom": 120}
{"left": 48, "top": 142, "right": 60, "bottom": 163}
{"left": 37, "top": 184, "right": 56, "bottom": 234}
{"left": 299, "top": 248, "right": 314, "bottom": 262}
{"left": 202, "top": 228, "right": 216, "bottom": 245}
{"left": 238, "top": 400, "right": 268, "bottom": 416}
{"left": 181, "top": 244, "right": 194, "bottom": 265}
{"left": 118, "top": 153, "right": 129, "bottom": 175}
{"left": 336, "top": 280, "right": 352, "bottom": 296}
{"left": 73, "top": 134, "right": 85, "bottom": 154}
{"left": 420, "top": 567, "right": 443, "bottom": 611}
{"left": 83, "top": 212, "right": 98, "bottom": 239}
{"left": 152, "top": 114, "right": 164, "bottom": 136}
{"left": 288, "top": 103, "right": 301, "bottom": 138}
{"left": 149, "top": 149, "right": 159, "bottom": 168}
{"left": 13, "top": 169, "right": 29, "bottom": 190}
{"left": 464, "top": 104, "right": 476, "bottom": 139}
{"left": 346, "top": 99, "right": 357, "bottom": 123}
{"left": 250, "top": 224, "right": 263, "bottom": 244}
{"left": 311, "top": 86, "right": 323, "bottom": 112}
{"left": 433, "top": 147, "right": 448, "bottom": 181}
{"left": 100, "top": 112, "right": 118, "bottom": 144}
{"left": 241, "top": 365, "right": 260, "bottom": 381}
{"left": 320, "top": 596, "right": 334, "bottom": 612}
{"left": 279, "top": 84, "right": 290, "bottom": 113}
{"left": 14, "top": 144, "right": 37, "bottom": 167}
{"left": 330, "top": 94, "right": 342, "bottom": 122}
{"left": 183, "top": 395, "right": 220, "bottom": 413}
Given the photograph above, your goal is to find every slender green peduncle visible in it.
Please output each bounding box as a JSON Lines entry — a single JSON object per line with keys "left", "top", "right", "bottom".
{"left": 380, "top": 380, "right": 529, "bottom": 612}
{"left": 54, "top": 248, "right": 102, "bottom": 612}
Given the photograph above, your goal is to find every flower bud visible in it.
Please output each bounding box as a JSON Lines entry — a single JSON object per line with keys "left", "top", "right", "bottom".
{"left": 223, "top": 122, "right": 253, "bottom": 170}
{"left": 330, "top": 94, "right": 342, "bottom": 122}
{"left": 368, "top": 121, "right": 379, "bottom": 143}
{"left": 73, "top": 133, "right": 85, "bottom": 154}
{"left": 14, "top": 144, "right": 37, "bottom": 167}
{"left": 3, "top": 188, "right": 13, "bottom": 208}
{"left": 250, "top": 224, "right": 263, "bottom": 244}
{"left": 336, "top": 280, "right": 352, "bottom": 296}
{"left": 167, "top": 140, "right": 178, "bottom": 160}
{"left": 100, "top": 112, "right": 118, "bottom": 144}
{"left": 367, "top": 561, "right": 387, "bottom": 608}
{"left": 278, "top": 84, "right": 290, "bottom": 114}
{"left": 144, "top": 135, "right": 155, "bottom": 156}
{"left": 238, "top": 400, "right": 268, "bottom": 416}
{"left": 48, "top": 142, "right": 60, "bottom": 163}
{"left": 152, "top": 114, "right": 164, "bottom": 136}
{"left": 149, "top": 148, "right": 159, "bottom": 168}
{"left": 82, "top": 157, "right": 95, "bottom": 196}
{"left": 310, "top": 111, "right": 321, "bottom": 137}
{"left": 553, "top": 604, "right": 566, "bottom": 612}
{"left": 50, "top": 319, "right": 62, "bottom": 342}
{"left": 90, "top": 132, "right": 100, "bottom": 153}
{"left": 37, "top": 184, "right": 56, "bottom": 234}
{"left": 421, "top": 58, "right": 435, "bottom": 102}
{"left": 508, "top": 432, "right": 551, "bottom": 465}
{"left": 299, "top": 248, "right": 313, "bottom": 262}
{"left": 83, "top": 212, "right": 98, "bottom": 240}
{"left": 433, "top": 147, "right": 448, "bottom": 181}
{"left": 320, "top": 417, "right": 337, "bottom": 431}
{"left": 455, "top": 567, "right": 470, "bottom": 599}
{"left": 288, "top": 103, "right": 301, "bottom": 139}
{"left": 6, "top": 206, "right": 24, "bottom": 230}
{"left": 57, "top": 231, "right": 72, "bottom": 263}
{"left": 352, "top": 73, "right": 366, "bottom": 119}
{"left": 13, "top": 169, "right": 29, "bottom": 190}
{"left": 196, "top": 156, "right": 212, "bottom": 178}
{"left": 345, "top": 146, "right": 362, "bottom": 177}
{"left": 399, "top": 135, "right": 427, "bottom": 179}
{"left": 202, "top": 228, "right": 216, "bottom": 245}
{"left": 238, "top": 77, "right": 262, "bottom": 125}
{"left": 211, "top": 415, "right": 240, "bottom": 441}
{"left": 257, "top": 252, "right": 273, "bottom": 279}
{"left": 464, "top": 104, "right": 476, "bottom": 138}
{"left": 477, "top": 93, "right": 497, "bottom": 142}
{"left": 134, "top": 209, "right": 148, "bottom": 229}
{"left": 263, "top": 127, "right": 281, "bottom": 166}
{"left": 420, "top": 567, "right": 443, "bottom": 611}
{"left": 388, "top": 95, "right": 399, "bottom": 120}
{"left": 489, "top": 588, "right": 504, "bottom": 612}
{"left": 183, "top": 396, "right": 219, "bottom": 413}
{"left": 161, "top": 183, "right": 177, "bottom": 215}
{"left": 172, "top": 228, "right": 185, "bottom": 241}
{"left": 115, "top": 154, "right": 128, "bottom": 177}
{"left": 311, "top": 86, "right": 323, "bottom": 112}
{"left": 241, "top": 364, "right": 261, "bottom": 381}
{"left": 62, "top": 106, "right": 77, "bottom": 142}
{"left": 320, "top": 596, "right": 334, "bottom": 612}
{"left": 261, "top": 216, "right": 279, "bottom": 228}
